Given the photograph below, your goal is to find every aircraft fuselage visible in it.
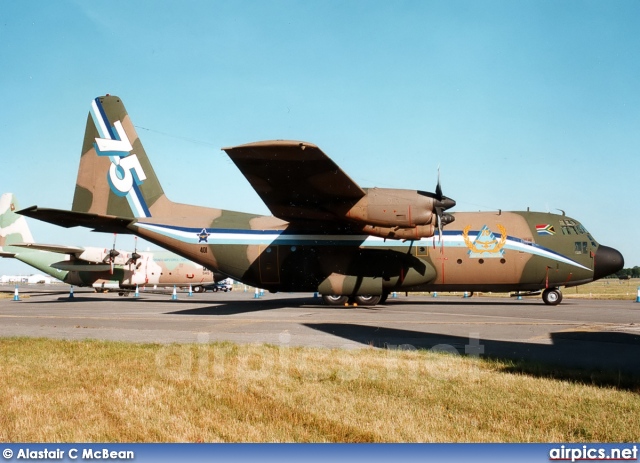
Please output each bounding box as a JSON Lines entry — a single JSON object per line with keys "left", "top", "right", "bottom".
{"left": 129, "top": 209, "right": 620, "bottom": 297}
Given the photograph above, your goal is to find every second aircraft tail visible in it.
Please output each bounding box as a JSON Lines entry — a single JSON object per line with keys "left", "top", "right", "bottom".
{"left": 0, "top": 193, "right": 34, "bottom": 248}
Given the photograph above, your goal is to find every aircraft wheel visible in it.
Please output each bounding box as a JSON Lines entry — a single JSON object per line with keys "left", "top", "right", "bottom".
{"left": 353, "top": 295, "right": 381, "bottom": 306}
{"left": 322, "top": 294, "right": 348, "bottom": 306}
{"left": 542, "top": 288, "right": 563, "bottom": 306}
{"left": 193, "top": 285, "right": 203, "bottom": 293}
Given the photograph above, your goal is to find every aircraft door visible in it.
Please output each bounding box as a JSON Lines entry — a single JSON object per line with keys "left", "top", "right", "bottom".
{"left": 259, "top": 245, "right": 280, "bottom": 284}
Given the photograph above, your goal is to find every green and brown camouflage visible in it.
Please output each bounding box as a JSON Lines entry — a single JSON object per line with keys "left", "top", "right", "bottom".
{"left": 1, "top": 193, "right": 215, "bottom": 292}
{"left": 20, "top": 95, "right": 624, "bottom": 305}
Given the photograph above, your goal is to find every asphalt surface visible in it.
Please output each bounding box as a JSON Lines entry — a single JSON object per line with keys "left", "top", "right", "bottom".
{"left": 1, "top": 285, "right": 639, "bottom": 375}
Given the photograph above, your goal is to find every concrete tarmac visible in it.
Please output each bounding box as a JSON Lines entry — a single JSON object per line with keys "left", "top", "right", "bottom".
{"left": 1, "top": 285, "right": 639, "bottom": 375}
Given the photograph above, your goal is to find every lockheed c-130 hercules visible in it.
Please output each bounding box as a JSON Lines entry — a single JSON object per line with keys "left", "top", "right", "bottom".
{"left": 20, "top": 95, "right": 624, "bottom": 306}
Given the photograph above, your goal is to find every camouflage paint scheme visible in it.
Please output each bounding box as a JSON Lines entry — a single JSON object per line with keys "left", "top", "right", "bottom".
{"left": 1, "top": 193, "right": 215, "bottom": 292}
{"left": 19, "top": 95, "right": 624, "bottom": 305}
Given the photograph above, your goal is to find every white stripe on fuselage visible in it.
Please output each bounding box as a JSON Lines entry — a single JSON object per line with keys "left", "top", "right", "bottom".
{"left": 135, "top": 223, "right": 591, "bottom": 271}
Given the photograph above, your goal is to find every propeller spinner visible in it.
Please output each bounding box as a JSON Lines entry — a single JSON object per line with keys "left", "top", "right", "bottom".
{"left": 102, "top": 233, "right": 120, "bottom": 274}
{"left": 418, "top": 168, "right": 456, "bottom": 241}
{"left": 125, "top": 237, "right": 141, "bottom": 268}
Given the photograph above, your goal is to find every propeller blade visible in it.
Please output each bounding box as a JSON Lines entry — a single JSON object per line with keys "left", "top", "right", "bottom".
{"left": 128, "top": 236, "right": 139, "bottom": 270}
{"left": 435, "top": 165, "right": 442, "bottom": 200}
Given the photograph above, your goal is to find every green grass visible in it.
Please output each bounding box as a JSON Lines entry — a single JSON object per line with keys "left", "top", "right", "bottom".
{"left": 0, "top": 338, "right": 638, "bottom": 442}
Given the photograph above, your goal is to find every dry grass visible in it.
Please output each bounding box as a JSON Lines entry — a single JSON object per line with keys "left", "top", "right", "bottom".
{"left": 413, "top": 278, "right": 640, "bottom": 300}
{"left": 0, "top": 338, "right": 638, "bottom": 442}
{"left": 563, "top": 278, "right": 639, "bottom": 300}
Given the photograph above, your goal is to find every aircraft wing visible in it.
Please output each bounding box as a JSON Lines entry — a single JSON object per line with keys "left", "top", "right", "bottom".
{"left": 0, "top": 251, "right": 17, "bottom": 258}
{"left": 10, "top": 243, "right": 86, "bottom": 255}
{"left": 50, "top": 261, "right": 112, "bottom": 272}
{"left": 17, "top": 206, "right": 135, "bottom": 234}
{"left": 222, "top": 140, "right": 366, "bottom": 223}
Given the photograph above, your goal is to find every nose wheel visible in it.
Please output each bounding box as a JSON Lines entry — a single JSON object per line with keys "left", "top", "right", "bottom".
{"left": 542, "top": 288, "right": 563, "bottom": 306}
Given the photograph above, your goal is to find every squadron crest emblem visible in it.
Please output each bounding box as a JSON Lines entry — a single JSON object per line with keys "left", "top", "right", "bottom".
{"left": 463, "top": 225, "right": 507, "bottom": 258}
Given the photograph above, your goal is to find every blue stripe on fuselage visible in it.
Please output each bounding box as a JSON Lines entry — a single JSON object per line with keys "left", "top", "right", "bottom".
{"left": 134, "top": 223, "right": 590, "bottom": 270}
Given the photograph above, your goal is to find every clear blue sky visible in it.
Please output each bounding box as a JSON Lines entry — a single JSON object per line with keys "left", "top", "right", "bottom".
{"left": 1, "top": 0, "right": 638, "bottom": 276}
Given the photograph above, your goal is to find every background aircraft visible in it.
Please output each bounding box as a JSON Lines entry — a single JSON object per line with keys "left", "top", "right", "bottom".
{"left": 20, "top": 95, "right": 624, "bottom": 305}
{"left": 0, "top": 193, "right": 216, "bottom": 294}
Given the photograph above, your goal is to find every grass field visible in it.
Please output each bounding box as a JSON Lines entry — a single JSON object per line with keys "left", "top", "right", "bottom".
{"left": 410, "top": 278, "right": 640, "bottom": 300}
{"left": 0, "top": 338, "right": 638, "bottom": 442}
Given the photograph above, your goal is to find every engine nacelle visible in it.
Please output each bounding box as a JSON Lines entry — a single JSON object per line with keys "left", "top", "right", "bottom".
{"left": 361, "top": 224, "right": 436, "bottom": 240}
{"left": 345, "top": 188, "right": 436, "bottom": 227}
{"left": 78, "top": 247, "right": 134, "bottom": 266}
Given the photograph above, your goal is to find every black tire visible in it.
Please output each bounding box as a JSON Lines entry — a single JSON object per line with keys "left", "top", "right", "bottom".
{"left": 193, "top": 285, "right": 204, "bottom": 293}
{"left": 542, "top": 288, "right": 563, "bottom": 306}
{"left": 322, "top": 294, "right": 349, "bottom": 306}
{"left": 353, "top": 295, "right": 381, "bottom": 306}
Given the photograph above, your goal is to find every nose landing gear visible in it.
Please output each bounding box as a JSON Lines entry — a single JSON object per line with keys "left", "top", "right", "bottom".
{"left": 542, "top": 287, "right": 563, "bottom": 306}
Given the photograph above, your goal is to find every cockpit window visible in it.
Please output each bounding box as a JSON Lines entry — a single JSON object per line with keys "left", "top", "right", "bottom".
{"left": 559, "top": 219, "right": 579, "bottom": 235}
{"left": 559, "top": 220, "right": 592, "bottom": 239}
{"left": 574, "top": 241, "right": 588, "bottom": 254}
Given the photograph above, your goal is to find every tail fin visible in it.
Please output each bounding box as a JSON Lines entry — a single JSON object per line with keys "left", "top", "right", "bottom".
{"left": 0, "top": 193, "right": 35, "bottom": 247}
{"left": 72, "top": 95, "right": 170, "bottom": 219}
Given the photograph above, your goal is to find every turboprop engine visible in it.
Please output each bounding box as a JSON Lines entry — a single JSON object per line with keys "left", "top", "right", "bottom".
{"left": 344, "top": 188, "right": 456, "bottom": 240}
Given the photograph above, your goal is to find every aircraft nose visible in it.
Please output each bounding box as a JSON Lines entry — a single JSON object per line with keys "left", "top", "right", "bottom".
{"left": 593, "top": 245, "right": 624, "bottom": 281}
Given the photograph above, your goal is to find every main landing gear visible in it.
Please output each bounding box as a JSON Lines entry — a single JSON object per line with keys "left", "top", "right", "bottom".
{"left": 542, "top": 287, "right": 563, "bottom": 306}
{"left": 321, "top": 294, "right": 384, "bottom": 306}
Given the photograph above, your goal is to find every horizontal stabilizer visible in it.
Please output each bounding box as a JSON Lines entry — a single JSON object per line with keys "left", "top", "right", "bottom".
{"left": 51, "top": 261, "right": 112, "bottom": 272}
{"left": 18, "top": 206, "right": 134, "bottom": 234}
{"left": 11, "top": 242, "right": 86, "bottom": 255}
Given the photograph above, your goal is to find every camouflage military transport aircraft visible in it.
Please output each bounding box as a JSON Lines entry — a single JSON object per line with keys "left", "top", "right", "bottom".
{"left": 19, "top": 95, "right": 624, "bottom": 306}
{"left": 1, "top": 193, "right": 215, "bottom": 293}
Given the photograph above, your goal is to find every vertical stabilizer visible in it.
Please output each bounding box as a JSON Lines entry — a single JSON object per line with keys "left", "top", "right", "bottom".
{"left": 72, "top": 95, "right": 169, "bottom": 218}
{"left": 0, "top": 193, "right": 34, "bottom": 246}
